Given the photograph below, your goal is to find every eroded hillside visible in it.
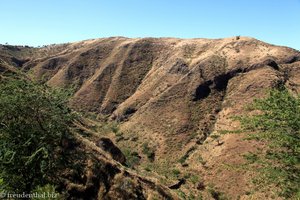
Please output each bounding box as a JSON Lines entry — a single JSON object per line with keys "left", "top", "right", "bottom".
{"left": 1, "top": 37, "right": 299, "bottom": 199}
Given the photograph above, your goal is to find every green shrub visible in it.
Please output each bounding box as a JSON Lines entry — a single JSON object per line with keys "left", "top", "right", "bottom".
{"left": 0, "top": 77, "right": 75, "bottom": 193}
{"left": 142, "top": 143, "right": 155, "bottom": 162}
{"left": 110, "top": 122, "right": 119, "bottom": 133}
{"left": 123, "top": 149, "right": 140, "bottom": 168}
{"left": 176, "top": 189, "right": 186, "bottom": 199}
{"left": 172, "top": 169, "right": 181, "bottom": 178}
{"left": 197, "top": 155, "right": 206, "bottom": 165}
{"left": 236, "top": 88, "right": 300, "bottom": 198}
{"left": 178, "top": 146, "right": 196, "bottom": 164}
{"left": 189, "top": 174, "right": 200, "bottom": 184}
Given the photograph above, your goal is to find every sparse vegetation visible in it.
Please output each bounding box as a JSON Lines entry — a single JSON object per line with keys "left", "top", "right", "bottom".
{"left": 172, "top": 169, "right": 181, "bottom": 178}
{"left": 1, "top": 36, "right": 300, "bottom": 199}
{"left": 210, "top": 134, "right": 223, "bottom": 145}
{"left": 207, "top": 186, "right": 228, "bottom": 200}
{"left": 122, "top": 148, "right": 140, "bottom": 168}
{"left": 176, "top": 189, "right": 187, "bottom": 199}
{"left": 197, "top": 155, "right": 206, "bottom": 165}
{"left": 178, "top": 155, "right": 188, "bottom": 164}
{"left": 178, "top": 146, "right": 197, "bottom": 164}
{"left": 111, "top": 122, "right": 119, "bottom": 134}
{"left": 189, "top": 174, "right": 200, "bottom": 184}
{"left": 142, "top": 142, "right": 155, "bottom": 162}
{"left": 242, "top": 152, "right": 259, "bottom": 164}
{"left": 115, "top": 131, "right": 125, "bottom": 142}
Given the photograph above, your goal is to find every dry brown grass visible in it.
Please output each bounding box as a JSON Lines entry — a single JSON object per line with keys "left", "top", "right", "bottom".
{"left": 1, "top": 37, "right": 300, "bottom": 199}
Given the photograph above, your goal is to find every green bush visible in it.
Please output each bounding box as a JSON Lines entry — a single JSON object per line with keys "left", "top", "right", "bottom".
{"left": 237, "top": 88, "right": 300, "bottom": 198}
{"left": 172, "top": 169, "right": 181, "bottom": 178}
{"left": 122, "top": 149, "right": 140, "bottom": 168}
{"left": 0, "top": 77, "right": 75, "bottom": 193}
{"left": 142, "top": 143, "right": 155, "bottom": 162}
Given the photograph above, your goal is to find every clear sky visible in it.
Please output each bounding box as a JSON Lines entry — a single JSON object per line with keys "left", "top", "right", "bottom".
{"left": 0, "top": 0, "right": 299, "bottom": 50}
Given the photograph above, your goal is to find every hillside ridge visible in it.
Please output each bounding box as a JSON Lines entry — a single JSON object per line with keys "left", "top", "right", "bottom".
{"left": 1, "top": 36, "right": 300, "bottom": 199}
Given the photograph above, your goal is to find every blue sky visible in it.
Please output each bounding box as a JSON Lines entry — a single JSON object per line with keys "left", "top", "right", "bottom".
{"left": 0, "top": 0, "right": 299, "bottom": 50}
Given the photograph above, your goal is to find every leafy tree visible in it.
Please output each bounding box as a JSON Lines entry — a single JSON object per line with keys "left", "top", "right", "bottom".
{"left": 237, "top": 88, "right": 300, "bottom": 198}
{"left": 0, "top": 76, "right": 75, "bottom": 193}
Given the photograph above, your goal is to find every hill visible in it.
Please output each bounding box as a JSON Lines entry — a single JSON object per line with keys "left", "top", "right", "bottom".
{"left": 1, "top": 37, "right": 299, "bottom": 199}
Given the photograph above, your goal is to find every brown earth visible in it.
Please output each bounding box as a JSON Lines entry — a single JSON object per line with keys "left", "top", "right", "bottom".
{"left": 1, "top": 37, "right": 300, "bottom": 199}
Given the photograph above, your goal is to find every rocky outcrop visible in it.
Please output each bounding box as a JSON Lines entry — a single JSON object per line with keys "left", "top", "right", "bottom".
{"left": 59, "top": 131, "right": 177, "bottom": 200}
{"left": 96, "top": 137, "right": 126, "bottom": 165}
